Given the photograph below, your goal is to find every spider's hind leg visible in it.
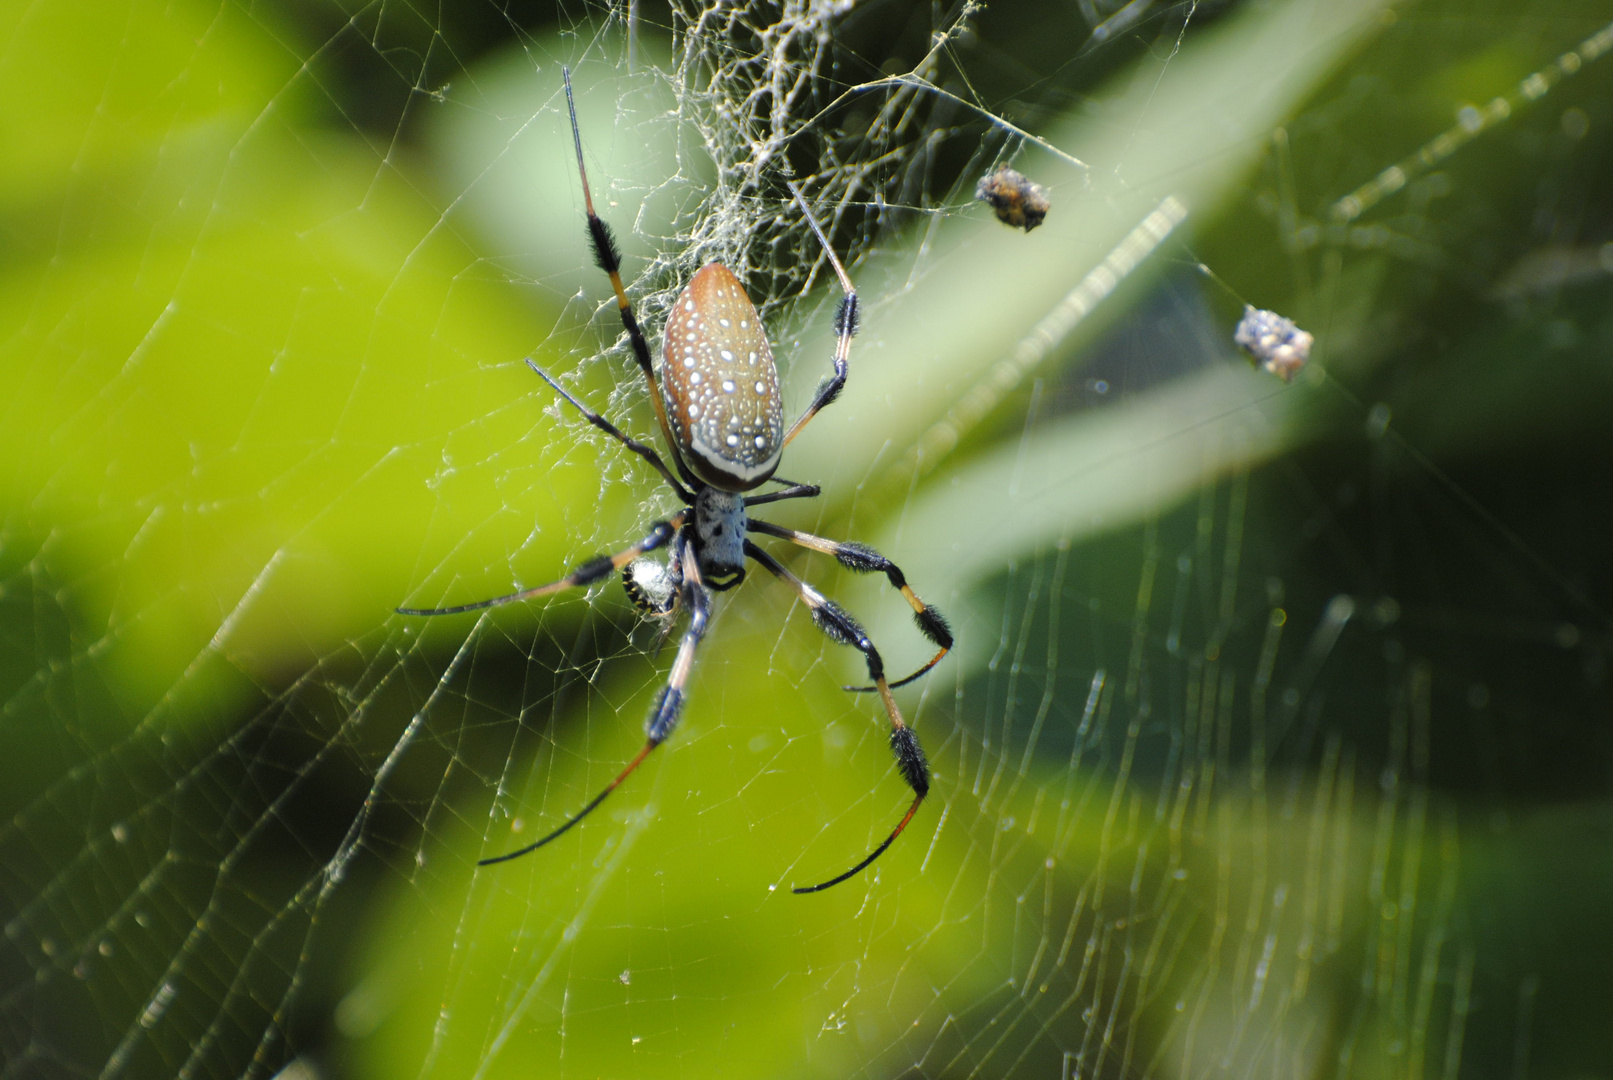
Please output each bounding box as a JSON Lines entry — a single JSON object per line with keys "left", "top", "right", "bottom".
{"left": 780, "top": 183, "right": 859, "bottom": 450}
{"left": 527, "top": 359, "right": 693, "bottom": 501}
{"left": 561, "top": 66, "right": 694, "bottom": 490}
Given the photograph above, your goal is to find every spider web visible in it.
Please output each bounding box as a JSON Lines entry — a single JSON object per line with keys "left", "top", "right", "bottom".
{"left": 3, "top": 1, "right": 1613, "bottom": 1078}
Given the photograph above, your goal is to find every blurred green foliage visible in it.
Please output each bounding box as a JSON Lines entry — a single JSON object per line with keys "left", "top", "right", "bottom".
{"left": 3, "top": 1, "right": 1612, "bottom": 1078}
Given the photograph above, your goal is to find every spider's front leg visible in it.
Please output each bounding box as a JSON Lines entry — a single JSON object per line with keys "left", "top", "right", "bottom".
{"left": 479, "top": 530, "right": 709, "bottom": 866}
{"left": 748, "top": 520, "right": 952, "bottom": 689}
{"left": 743, "top": 541, "right": 929, "bottom": 894}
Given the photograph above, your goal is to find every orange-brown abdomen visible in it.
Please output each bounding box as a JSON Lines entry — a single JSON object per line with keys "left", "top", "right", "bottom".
{"left": 660, "top": 264, "right": 784, "bottom": 492}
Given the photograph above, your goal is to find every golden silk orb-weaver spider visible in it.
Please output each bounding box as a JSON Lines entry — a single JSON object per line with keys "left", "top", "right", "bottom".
{"left": 398, "top": 68, "right": 952, "bottom": 894}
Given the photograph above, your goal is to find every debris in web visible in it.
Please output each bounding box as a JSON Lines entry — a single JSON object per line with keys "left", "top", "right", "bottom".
{"left": 976, "top": 167, "right": 1051, "bottom": 231}
{"left": 1234, "top": 305, "right": 1313, "bottom": 382}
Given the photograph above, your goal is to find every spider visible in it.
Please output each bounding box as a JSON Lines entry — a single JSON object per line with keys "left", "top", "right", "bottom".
{"left": 399, "top": 68, "right": 952, "bottom": 894}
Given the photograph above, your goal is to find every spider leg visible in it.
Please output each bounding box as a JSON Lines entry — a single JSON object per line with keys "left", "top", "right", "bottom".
{"left": 780, "top": 182, "right": 858, "bottom": 449}
{"left": 563, "top": 67, "right": 699, "bottom": 491}
{"left": 748, "top": 520, "right": 952, "bottom": 690}
{"left": 527, "top": 360, "right": 694, "bottom": 502}
{"left": 743, "top": 541, "right": 929, "bottom": 893}
{"left": 397, "top": 513, "right": 686, "bottom": 617}
{"left": 743, "top": 482, "right": 821, "bottom": 507}
{"left": 479, "top": 530, "right": 710, "bottom": 865}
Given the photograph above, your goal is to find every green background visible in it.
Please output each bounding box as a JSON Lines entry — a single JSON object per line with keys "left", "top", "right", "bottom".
{"left": 2, "top": 1, "right": 1611, "bottom": 1077}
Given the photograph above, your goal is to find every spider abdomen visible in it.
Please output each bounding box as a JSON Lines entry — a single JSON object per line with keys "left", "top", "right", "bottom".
{"left": 661, "top": 264, "right": 784, "bottom": 492}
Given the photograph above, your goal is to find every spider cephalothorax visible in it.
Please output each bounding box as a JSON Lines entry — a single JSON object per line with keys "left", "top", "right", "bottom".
{"left": 399, "top": 67, "right": 952, "bottom": 893}
{"left": 691, "top": 486, "right": 748, "bottom": 585}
